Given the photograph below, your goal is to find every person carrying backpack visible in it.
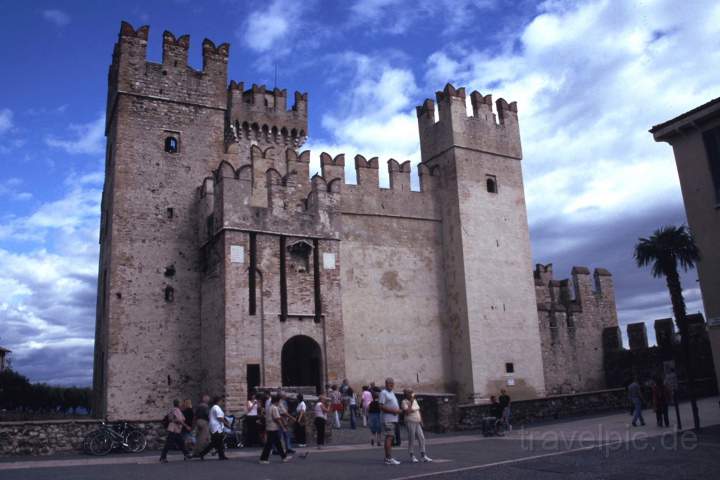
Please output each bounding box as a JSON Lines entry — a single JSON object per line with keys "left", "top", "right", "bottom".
{"left": 159, "top": 399, "right": 192, "bottom": 463}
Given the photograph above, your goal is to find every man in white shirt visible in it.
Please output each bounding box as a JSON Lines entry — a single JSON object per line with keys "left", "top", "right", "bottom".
{"left": 196, "top": 396, "right": 230, "bottom": 460}
{"left": 379, "top": 377, "right": 402, "bottom": 465}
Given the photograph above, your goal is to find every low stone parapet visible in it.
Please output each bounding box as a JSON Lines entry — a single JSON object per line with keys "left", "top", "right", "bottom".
{"left": 0, "top": 419, "right": 165, "bottom": 456}
{"left": 457, "top": 388, "right": 628, "bottom": 430}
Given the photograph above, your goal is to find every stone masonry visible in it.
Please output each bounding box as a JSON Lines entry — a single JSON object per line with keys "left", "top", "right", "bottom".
{"left": 534, "top": 264, "right": 618, "bottom": 394}
{"left": 94, "top": 22, "right": 619, "bottom": 420}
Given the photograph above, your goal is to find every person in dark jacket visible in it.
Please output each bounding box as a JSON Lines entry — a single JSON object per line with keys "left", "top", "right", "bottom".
{"left": 652, "top": 377, "right": 671, "bottom": 427}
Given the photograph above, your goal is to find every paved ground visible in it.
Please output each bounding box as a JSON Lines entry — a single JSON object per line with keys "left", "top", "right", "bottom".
{"left": 2, "top": 398, "right": 719, "bottom": 479}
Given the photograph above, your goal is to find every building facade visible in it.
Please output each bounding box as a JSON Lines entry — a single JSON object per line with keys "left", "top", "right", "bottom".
{"left": 94, "top": 22, "right": 618, "bottom": 420}
{"left": 651, "top": 98, "right": 720, "bottom": 394}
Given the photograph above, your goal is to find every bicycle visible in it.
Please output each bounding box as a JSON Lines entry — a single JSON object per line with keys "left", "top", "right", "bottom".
{"left": 84, "top": 421, "right": 147, "bottom": 456}
{"left": 480, "top": 416, "right": 509, "bottom": 437}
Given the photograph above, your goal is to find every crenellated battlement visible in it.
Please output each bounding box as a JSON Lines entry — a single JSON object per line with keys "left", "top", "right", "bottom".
{"left": 536, "top": 263, "right": 619, "bottom": 395}
{"left": 416, "top": 83, "right": 522, "bottom": 163}
{"left": 108, "top": 21, "right": 229, "bottom": 119}
{"left": 534, "top": 264, "right": 615, "bottom": 314}
{"left": 226, "top": 82, "right": 308, "bottom": 151}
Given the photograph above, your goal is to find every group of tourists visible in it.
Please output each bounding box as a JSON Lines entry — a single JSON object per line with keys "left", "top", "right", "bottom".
{"left": 159, "top": 377, "right": 438, "bottom": 466}
{"left": 159, "top": 394, "right": 231, "bottom": 462}
{"left": 627, "top": 376, "right": 674, "bottom": 428}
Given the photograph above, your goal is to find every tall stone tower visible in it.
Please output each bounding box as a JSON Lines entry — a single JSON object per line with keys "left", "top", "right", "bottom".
{"left": 93, "top": 23, "right": 230, "bottom": 419}
{"left": 416, "top": 84, "right": 546, "bottom": 401}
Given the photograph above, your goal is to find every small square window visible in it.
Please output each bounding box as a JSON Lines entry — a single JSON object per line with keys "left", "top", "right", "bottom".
{"left": 505, "top": 362, "right": 514, "bottom": 374}
{"left": 164, "top": 136, "right": 179, "bottom": 153}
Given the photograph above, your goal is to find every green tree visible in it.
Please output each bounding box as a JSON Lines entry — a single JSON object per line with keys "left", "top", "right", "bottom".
{"left": 634, "top": 224, "right": 701, "bottom": 429}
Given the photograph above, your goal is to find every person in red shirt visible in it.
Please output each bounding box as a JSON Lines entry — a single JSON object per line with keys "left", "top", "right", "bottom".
{"left": 652, "top": 377, "right": 671, "bottom": 427}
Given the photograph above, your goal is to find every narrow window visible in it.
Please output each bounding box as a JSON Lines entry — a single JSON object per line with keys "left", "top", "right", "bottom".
{"left": 249, "top": 233, "right": 257, "bottom": 315}
{"left": 313, "top": 239, "right": 322, "bottom": 323}
{"left": 166, "top": 207, "right": 174, "bottom": 219}
{"left": 206, "top": 214, "right": 215, "bottom": 237}
{"left": 164, "top": 136, "right": 178, "bottom": 153}
{"left": 505, "top": 362, "right": 514, "bottom": 374}
{"left": 279, "top": 236, "right": 287, "bottom": 322}
{"left": 486, "top": 175, "right": 498, "bottom": 193}
{"left": 702, "top": 126, "right": 720, "bottom": 203}
{"left": 164, "top": 285, "right": 174, "bottom": 302}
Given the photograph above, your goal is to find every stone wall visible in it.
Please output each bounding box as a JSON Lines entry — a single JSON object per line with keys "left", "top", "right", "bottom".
{"left": 456, "top": 388, "right": 628, "bottom": 430}
{"left": 0, "top": 420, "right": 165, "bottom": 456}
{"left": 603, "top": 314, "right": 718, "bottom": 396}
{"left": 535, "top": 264, "right": 618, "bottom": 395}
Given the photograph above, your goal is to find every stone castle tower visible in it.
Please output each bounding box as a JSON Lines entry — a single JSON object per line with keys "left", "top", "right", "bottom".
{"left": 94, "top": 22, "right": 615, "bottom": 420}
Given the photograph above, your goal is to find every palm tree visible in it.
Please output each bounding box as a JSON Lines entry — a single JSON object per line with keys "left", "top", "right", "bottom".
{"left": 634, "top": 225, "right": 701, "bottom": 429}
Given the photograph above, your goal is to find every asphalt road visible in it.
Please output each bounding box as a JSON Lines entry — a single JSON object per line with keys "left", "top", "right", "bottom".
{"left": 2, "top": 425, "right": 719, "bottom": 480}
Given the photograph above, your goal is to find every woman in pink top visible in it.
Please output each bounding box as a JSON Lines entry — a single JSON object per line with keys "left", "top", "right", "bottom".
{"left": 361, "top": 385, "right": 373, "bottom": 427}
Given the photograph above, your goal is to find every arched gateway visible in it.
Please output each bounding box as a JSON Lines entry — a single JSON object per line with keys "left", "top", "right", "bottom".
{"left": 281, "top": 335, "right": 323, "bottom": 394}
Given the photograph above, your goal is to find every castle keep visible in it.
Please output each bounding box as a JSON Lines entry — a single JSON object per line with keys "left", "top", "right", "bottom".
{"left": 94, "top": 22, "right": 619, "bottom": 420}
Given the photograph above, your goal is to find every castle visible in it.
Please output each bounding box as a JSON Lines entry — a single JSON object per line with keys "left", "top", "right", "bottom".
{"left": 93, "top": 22, "right": 619, "bottom": 420}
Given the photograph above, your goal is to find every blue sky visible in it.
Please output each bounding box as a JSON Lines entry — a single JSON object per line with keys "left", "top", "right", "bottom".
{"left": 1, "top": 0, "right": 719, "bottom": 386}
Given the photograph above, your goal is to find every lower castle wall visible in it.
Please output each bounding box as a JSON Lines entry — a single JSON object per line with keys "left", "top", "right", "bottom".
{"left": 340, "top": 212, "right": 451, "bottom": 391}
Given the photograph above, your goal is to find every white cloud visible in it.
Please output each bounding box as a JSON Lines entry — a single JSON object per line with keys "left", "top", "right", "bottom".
{"left": 423, "top": 0, "right": 720, "bottom": 226}
{"left": 0, "top": 108, "right": 13, "bottom": 134}
{"left": 0, "top": 177, "right": 32, "bottom": 202}
{"left": 0, "top": 169, "right": 102, "bottom": 385}
{"left": 45, "top": 113, "right": 105, "bottom": 155}
{"left": 241, "top": 0, "right": 291, "bottom": 53}
{"left": 307, "top": 52, "right": 421, "bottom": 187}
{"left": 42, "top": 9, "right": 71, "bottom": 27}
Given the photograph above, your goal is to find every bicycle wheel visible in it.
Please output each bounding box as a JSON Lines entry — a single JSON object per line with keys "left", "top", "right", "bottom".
{"left": 123, "top": 430, "right": 147, "bottom": 453}
{"left": 89, "top": 430, "right": 114, "bottom": 456}
{"left": 494, "top": 418, "right": 506, "bottom": 437}
{"left": 83, "top": 430, "right": 102, "bottom": 454}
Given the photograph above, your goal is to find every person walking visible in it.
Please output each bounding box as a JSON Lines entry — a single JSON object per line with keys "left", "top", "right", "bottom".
{"left": 278, "top": 392, "right": 296, "bottom": 454}
{"left": 348, "top": 387, "right": 358, "bottom": 430}
{"left": 257, "top": 393, "right": 268, "bottom": 446}
{"left": 260, "top": 395, "right": 292, "bottom": 464}
{"left": 314, "top": 395, "right": 329, "bottom": 449}
{"left": 196, "top": 396, "right": 229, "bottom": 460}
{"left": 498, "top": 389, "right": 512, "bottom": 431}
{"left": 295, "top": 393, "right": 308, "bottom": 447}
{"left": 652, "top": 377, "right": 671, "bottom": 427}
{"left": 244, "top": 392, "right": 260, "bottom": 446}
{"left": 401, "top": 389, "right": 432, "bottom": 463}
{"left": 329, "top": 385, "right": 342, "bottom": 428}
{"left": 339, "top": 379, "right": 350, "bottom": 420}
{"left": 368, "top": 389, "right": 382, "bottom": 446}
{"left": 159, "top": 399, "right": 192, "bottom": 463}
{"left": 180, "top": 399, "right": 194, "bottom": 451}
{"left": 628, "top": 377, "right": 646, "bottom": 427}
{"left": 192, "top": 394, "right": 211, "bottom": 456}
{"left": 379, "top": 377, "right": 402, "bottom": 465}
{"left": 361, "top": 385, "right": 372, "bottom": 427}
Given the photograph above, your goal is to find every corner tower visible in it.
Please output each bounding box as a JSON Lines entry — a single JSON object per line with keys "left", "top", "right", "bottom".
{"left": 94, "top": 22, "right": 229, "bottom": 420}
{"left": 416, "top": 84, "right": 545, "bottom": 401}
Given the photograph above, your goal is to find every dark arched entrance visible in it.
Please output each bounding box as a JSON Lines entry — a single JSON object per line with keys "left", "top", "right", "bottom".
{"left": 281, "top": 335, "right": 322, "bottom": 394}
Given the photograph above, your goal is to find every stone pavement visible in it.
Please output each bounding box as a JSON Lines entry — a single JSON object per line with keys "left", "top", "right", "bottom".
{"left": 1, "top": 397, "right": 718, "bottom": 479}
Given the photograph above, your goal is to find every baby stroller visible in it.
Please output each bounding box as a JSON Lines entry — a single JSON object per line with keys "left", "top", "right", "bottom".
{"left": 223, "top": 414, "right": 245, "bottom": 449}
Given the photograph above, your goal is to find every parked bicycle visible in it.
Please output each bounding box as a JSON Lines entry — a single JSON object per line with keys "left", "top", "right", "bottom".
{"left": 83, "top": 421, "right": 146, "bottom": 456}
{"left": 481, "top": 416, "right": 507, "bottom": 437}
